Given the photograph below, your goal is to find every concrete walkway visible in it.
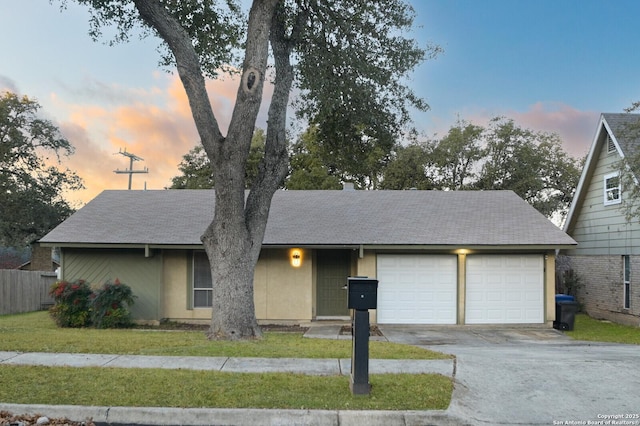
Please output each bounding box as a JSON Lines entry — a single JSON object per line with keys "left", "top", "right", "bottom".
{"left": 0, "top": 324, "right": 464, "bottom": 426}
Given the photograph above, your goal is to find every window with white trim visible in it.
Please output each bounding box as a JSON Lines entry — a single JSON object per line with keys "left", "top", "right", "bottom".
{"left": 604, "top": 172, "right": 621, "bottom": 206}
{"left": 624, "top": 255, "right": 631, "bottom": 310}
{"left": 193, "top": 251, "right": 213, "bottom": 308}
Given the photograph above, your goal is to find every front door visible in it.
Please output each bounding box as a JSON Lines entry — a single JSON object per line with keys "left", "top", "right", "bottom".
{"left": 316, "top": 250, "right": 351, "bottom": 317}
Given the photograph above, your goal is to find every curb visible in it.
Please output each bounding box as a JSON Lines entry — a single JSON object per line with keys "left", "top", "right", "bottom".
{"left": 0, "top": 404, "right": 467, "bottom": 426}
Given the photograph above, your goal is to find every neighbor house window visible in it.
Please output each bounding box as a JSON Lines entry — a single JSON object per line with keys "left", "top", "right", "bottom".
{"left": 193, "top": 251, "right": 213, "bottom": 308}
{"left": 604, "top": 172, "right": 621, "bottom": 206}
{"left": 624, "top": 255, "right": 631, "bottom": 310}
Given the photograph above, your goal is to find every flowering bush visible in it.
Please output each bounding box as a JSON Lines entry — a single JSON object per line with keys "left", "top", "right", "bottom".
{"left": 90, "top": 279, "right": 136, "bottom": 329}
{"left": 49, "top": 279, "right": 93, "bottom": 327}
{"left": 49, "top": 278, "right": 136, "bottom": 328}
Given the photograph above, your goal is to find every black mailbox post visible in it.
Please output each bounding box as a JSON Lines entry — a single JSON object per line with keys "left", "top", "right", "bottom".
{"left": 347, "top": 277, "right": 378, "bottom": 395}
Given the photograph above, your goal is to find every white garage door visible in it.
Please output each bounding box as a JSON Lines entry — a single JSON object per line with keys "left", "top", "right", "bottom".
{"left": 465, "top": 255, "right": 544, "bottom": 324}
{"left": 376, "top": 254, "right": 457, "bottom": 324}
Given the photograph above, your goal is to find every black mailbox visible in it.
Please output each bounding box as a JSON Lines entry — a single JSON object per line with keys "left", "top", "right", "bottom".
{"left": 347, "top": 277, "right": 378, "bottom": 310}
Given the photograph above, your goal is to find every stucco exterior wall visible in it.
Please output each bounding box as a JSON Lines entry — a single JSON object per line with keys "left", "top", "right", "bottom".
{"left": 570, "top": 255, "right": 640, "bottom": 326}
{"left": 356, "top": 250, "right": 378, "bottom": 322}
{"left": 254, "top": 248, "right": 313, "bottom": 323}
{"left": 162, "top": 250, "right": 211, "bottom": 322}
{"left": 544, "top": 253, "right": 556, "bottom": 324}
{"left": 160, "top": 248, "right": 314, "bottom": 324}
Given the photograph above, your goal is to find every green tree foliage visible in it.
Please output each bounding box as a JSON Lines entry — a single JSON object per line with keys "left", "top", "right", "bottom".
{"left": 429, "top": 119, "right": 484, "bottom": 190}
{"left": 285, "top": 125, "right": 342, "bottom": 190}
{"left": 169, "top": 129, "right": 266, "bottom": 189}
{"left": 0, "top": 92, "right": 83, "bottom": 247}
{"left": 294, "top": 2, "right": 438, "bottom": 189}
{"left": 475, "top": 117, "right": 581, "bottom": 219}
{"left": 378, "top": 117, "right": 581, "bottom": 219}
{"left": 379, "top": 141, "right": 434, "bottom": 190}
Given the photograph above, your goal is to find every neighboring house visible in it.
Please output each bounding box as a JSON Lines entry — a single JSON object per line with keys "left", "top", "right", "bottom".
{"left": 40, "top": 189, "right": 575, "bottom": 326}
{"left": 17, "top": 244, "right": 59, "bottom": 272}
{"left": 563, "top": 113, "right": 640, "bottom": 326}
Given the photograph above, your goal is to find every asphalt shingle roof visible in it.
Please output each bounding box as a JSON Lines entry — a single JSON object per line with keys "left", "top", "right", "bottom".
{"left": 40, "top": 190, "right": 576, "bottom": 247}
{"left": 603, "top": 113, "right": 640, "bottom": 156}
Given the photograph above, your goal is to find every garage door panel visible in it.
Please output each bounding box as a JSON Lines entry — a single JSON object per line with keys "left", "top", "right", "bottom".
{"left": 377, "top": 254, "right": 457, "bottom": 324}
{"left": 465, "top": 255, "right": 543, "bottom": 324}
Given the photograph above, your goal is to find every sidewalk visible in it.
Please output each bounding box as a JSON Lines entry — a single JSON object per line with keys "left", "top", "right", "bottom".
{"left": 0, "top": 324, "right": 465, "bottom": 426}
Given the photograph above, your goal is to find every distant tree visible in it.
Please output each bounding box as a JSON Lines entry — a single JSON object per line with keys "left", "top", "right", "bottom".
{"left": 169, "top": 129, "right": 266, "bottom": 190}
{"left": 378, "top": 117, "right": 581, "bottom": 220}
{"left": 428, "top": 119, "right": 484, "bottom": 190}
{"left": 285, "top": 126, "right": 342, "bottom": 190}
{"left": 475, "top": 117, "right": 581, "bottom": 219}
{"left": 379, "top": 141, "right": 435, "bottom": 190}
{"left": 169, "top": 145, "right": 214, "bottom": 189}
{"left": 0, "top": 92, "right": 83, "bottom": 247}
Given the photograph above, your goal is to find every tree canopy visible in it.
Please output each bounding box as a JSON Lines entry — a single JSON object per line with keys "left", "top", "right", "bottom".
{"left": 0, "top": 92, "right": 83, "bottom": 247}
{"left": 381, "top": 117, "right": 580, "bottom": 220}
{"left": 65, "top": 0, "right": 434, "bottom": 339}
{"left": 169, "top": 128, "right": 266, "bottom": 189}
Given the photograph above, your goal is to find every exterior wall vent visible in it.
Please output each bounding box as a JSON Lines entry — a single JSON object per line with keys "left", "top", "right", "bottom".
{"left": 607, "top": 134, "right": 616, "bottom": 153}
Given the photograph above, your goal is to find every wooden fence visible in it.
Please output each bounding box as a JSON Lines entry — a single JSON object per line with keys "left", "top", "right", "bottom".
{"left": 0, "top": 270, "right": 57, "bottom": 315}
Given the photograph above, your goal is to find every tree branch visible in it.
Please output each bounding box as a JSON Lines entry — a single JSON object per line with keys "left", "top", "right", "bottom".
{"left": 132, "top": 0, "right": 224, "bottom": 154}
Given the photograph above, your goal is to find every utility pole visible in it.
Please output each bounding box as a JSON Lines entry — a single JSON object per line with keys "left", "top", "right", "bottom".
{"left": 114, "top": 148, "right": 149, "bottom": 190}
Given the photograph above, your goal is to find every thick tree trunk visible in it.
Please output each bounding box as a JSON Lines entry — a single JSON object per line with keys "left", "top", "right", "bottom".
{"left": 135, "top": 0, "right": 287, "bottom": 340}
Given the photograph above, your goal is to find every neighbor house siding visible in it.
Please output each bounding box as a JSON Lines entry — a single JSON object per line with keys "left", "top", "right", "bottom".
{"left": 62, "top": 248, "right": 162, "bottom": 322}
{"left": 567, "top": 133, "right": 640, "bottom": 256}
{"left": 571, "top": 255, "right": 640, "bottom": 326}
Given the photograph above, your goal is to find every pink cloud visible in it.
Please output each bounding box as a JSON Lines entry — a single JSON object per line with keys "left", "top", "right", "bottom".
{"left": 508, "top": 103, "right": 599, "bottom": 159}
{"left": 450, "top": 103, "right": 599, "bottom": 159}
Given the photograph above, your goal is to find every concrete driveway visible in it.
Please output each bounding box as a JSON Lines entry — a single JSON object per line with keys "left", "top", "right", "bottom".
{"left": 379, "top": 325, "right": 640, "bottom": 426}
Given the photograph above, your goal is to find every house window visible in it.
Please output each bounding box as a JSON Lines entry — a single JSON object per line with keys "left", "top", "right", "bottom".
{"left": 624, "top": 255, "right": 631, "bottom": 310}
{"left": 193, "top": 251, "right": 213, "bottom": 308}
{"left": 603, "top": 172, "right": 621, "bottom": 206}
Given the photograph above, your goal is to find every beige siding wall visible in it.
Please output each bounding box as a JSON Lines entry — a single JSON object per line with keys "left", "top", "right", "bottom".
{"left": 568, "top": 136, "right": 640, "bottom": 255}
{"left": 162, "top": 250, "right": 211, "bottom": 322}
{"left": 255, "top": 248, "right": 313, "bottom": 322}
{"left": 571, "top": 255, "right": 640, "bottom": 326}
{"left": 544, "top": 253, "right": 556, "bottom": 324}
{"left": 162, "top": 248, "right": 314, "bottom": 324}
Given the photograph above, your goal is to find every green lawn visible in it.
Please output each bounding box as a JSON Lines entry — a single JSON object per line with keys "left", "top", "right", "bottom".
{"left": 565, "top": 314, "right": 640, "bottom": 345}
{"left": 0, "top": 311, "right": 450, "bottom": 359}
{"left": 0, "top": 311, "right": 453, "bottom": 410}
{"left": 0, "top": 365, "right": 452, "bottom": 410}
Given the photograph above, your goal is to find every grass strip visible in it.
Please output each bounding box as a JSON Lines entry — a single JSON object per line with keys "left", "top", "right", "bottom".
{"left": 566, "top": 314, "right": 640, "bottom": 345}
{"left": 0, "top": 365, "right": 452, "bottom": 411}
{"left": 0, "top": 312, "right": 450, "bottom": 360}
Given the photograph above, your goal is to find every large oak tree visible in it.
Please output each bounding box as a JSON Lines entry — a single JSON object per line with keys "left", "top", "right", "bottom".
{"left": 65, "top": 0, "right": 434, "bottom": 339}
{"left": 0, "top": 92, "right": 83, "bottom": 247}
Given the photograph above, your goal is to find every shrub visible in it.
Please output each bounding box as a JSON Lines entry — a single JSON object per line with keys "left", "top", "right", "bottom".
{"left": 90, "top": 279, "right": 136, "bottom": 328}
{"left": 49, "top": 279, "right": 93, "bottom": 327}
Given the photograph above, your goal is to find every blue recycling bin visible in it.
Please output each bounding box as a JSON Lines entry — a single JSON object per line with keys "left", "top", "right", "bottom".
{"left": 554, "top": 294, "right": 578, "bottom": 331}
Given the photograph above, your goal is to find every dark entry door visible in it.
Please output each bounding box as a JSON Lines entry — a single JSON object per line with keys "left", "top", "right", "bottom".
{"left": 316, "top": 250, "right": 351, "bottom": 316}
